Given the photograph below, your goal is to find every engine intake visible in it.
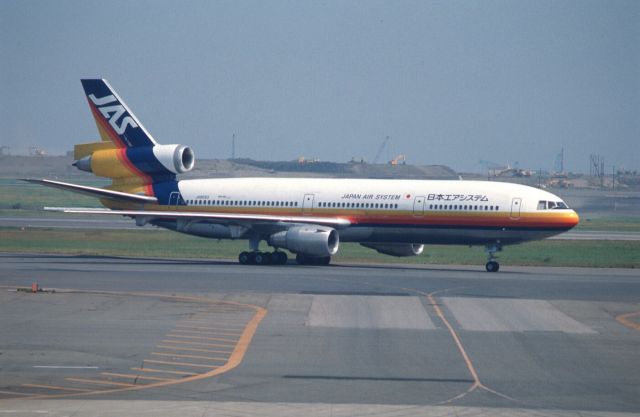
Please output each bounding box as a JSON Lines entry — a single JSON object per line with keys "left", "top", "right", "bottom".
{"left": 269, "top": 226, "right": 339, "bottom": 258}
{"left": 153, "top": 144, "right": 195, "bottom": 174}
{"left": 360, "top": 243, "right": 424, "bottom": 257}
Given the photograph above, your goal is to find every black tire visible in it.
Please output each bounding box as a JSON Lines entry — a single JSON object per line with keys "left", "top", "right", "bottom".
{"left": 274, "top": 251, "right": 288, "bottom": 265}
{"left": 317, "top": 256, "right": 331, "bottom": 266}
{"left": 255, "top": 252, "right": 271, "bottom": 265}
{"left": 485, "top": 261, "right": 500, "bottom": 272}
{"left": 238, "top": 251, "right": 250, "bottom": 265}
{"left": 247, "top": 251, "right": 257, "bottom": 265}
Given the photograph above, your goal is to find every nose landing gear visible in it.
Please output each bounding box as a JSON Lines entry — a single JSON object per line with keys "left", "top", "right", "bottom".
{"left": 485, "top": 243, "right": 502, "bottom": 272}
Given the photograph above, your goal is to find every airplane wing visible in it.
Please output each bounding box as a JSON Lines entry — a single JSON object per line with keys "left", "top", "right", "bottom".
{"left": 30, "top": 178, "right": 350, "bottom": 233}
{"left": 24, "top": 179, "right": 158, "bottom": 204}
{"left": 44, "top": 207, "right": 351, "bottom": 229}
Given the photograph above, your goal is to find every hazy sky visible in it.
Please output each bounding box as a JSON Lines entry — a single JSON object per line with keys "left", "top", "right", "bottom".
{"left": 1, "top": 0, "right": 638, "bottom": 173}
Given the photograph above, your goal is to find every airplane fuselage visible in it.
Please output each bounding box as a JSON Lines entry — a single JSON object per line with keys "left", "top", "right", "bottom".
{"left": 133, "top": 177, "right": 579, "bottom": 246}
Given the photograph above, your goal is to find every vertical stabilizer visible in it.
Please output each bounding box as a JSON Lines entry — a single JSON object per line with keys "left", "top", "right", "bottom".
{"left": 80, "top": 79, "right": 157, "bottom": 148}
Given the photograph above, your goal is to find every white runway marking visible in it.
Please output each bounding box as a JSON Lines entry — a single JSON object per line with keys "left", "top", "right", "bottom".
{"left": 443, "top": 297, "right": 596, "bottom": 334}
{"left": 307, "top": 295, "right": 436, "bottom": 329}
{"left": 32, "top": 366, "right": 99, "bottom": 369}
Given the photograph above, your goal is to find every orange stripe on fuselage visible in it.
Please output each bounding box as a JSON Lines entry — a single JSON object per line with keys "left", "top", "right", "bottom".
{"left": 160, "top": 207, "right": 578, "bottom": 230}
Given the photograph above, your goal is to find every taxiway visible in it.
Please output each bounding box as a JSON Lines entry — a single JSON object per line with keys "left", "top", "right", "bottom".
{"left": 0, "top": 253, "right": 639, "bottom": 416}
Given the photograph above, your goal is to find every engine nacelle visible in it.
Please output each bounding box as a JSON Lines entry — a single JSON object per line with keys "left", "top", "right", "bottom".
{"left": 152, "top": 144, "right": 195, "bottom": 174}
{"left": 360, "top": 243, "right": 424, "bottom": 257}
{"left": 269, "top": 226, "right": 339, "bottom": 258}
{"left": 74, "top": 144, "right": 195, "bottom": 178}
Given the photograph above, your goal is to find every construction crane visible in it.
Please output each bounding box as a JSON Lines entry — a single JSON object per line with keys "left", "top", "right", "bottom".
{"left": 372, "top": 136, "right": 390, "bottom": 164}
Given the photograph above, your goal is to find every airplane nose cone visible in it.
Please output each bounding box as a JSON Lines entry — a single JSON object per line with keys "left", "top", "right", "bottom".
{"left": 569, "top": 210, "right": 580, "bottom": 228}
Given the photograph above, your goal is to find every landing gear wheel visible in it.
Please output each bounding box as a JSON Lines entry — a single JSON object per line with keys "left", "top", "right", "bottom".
{"left": 273, "top": 251, "right": 288, "bottom": 265}
{"left": 254, "top": 252, "right": 272, "bottom": 265}
{"left": 238, "top": 251, "right": 250, "bottom": 265}
{"left": 485, "top": 261, "right": 500, "bottom": 272}
{"left": 247, "top": 251, "right": 257, "bottom": 265}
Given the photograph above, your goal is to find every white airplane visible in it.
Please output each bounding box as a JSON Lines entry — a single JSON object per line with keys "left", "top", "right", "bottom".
{"left": 28, "top": 79, "right": 579, "bottom": 272}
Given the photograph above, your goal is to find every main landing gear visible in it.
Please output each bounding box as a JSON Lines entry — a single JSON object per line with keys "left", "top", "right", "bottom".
{"left": 238, "top": 251, "right": 288, "bottom": 265}
{"left": 485, "top": 243, "right": 502, "bottom": 272}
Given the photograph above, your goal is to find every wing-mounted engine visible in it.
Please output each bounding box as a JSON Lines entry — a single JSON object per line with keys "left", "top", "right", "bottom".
{"left": 269, "top": 225, "right": 339, "bottom": 258}
{"left": 360, "top": 243, "right": 424, "bottom": 257}
{"left": 73, "top": 143, "right": 195, "bottom": 178}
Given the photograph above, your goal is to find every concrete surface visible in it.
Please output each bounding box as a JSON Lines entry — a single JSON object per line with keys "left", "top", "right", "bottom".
{"left": 0, "top": 253, "right": 639, "bottom": 416}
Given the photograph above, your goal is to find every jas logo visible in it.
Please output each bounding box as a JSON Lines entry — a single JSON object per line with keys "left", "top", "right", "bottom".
{"left": 88, "top": 94, "right": 138, "bottom": 135}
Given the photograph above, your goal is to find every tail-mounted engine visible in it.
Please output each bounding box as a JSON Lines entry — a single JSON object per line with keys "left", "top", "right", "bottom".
{"left": 73, "top": 143, "right": 195, "bottom": 179}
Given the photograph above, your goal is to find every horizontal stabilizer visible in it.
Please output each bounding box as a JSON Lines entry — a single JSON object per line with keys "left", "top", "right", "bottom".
{"left": 24, "top": 179, "right": 157, "bottom": 204}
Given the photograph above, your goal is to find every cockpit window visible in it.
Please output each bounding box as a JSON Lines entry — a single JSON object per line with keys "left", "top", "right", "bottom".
{"left": 538, "top": 200, "right": 570, "bottom": 210}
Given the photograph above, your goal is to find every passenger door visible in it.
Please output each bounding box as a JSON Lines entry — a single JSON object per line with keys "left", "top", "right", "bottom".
{"left": 413, "top": 196, "right": 425, "bottom": 217}
{"left": 510, "top": 197, "right": 522, "bottom": 219}
{"left": 169, "top": 192, "right": 183, "bottom": 209}
{"left": 302, "top": 194, "right": 315, "bottom": 215}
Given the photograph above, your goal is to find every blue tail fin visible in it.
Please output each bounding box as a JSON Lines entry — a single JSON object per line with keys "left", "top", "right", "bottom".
{"left": 81, "top": 79, "right": 156, "bottom": 148}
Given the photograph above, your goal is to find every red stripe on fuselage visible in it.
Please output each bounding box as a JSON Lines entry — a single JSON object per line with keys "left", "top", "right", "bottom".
{"left": 165, "top": 208, "right": 577, "bottom": 230}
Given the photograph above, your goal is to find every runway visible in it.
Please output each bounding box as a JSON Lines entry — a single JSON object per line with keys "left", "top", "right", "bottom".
{"left": 0, "top": 253, "right": 639, "bottom": 416}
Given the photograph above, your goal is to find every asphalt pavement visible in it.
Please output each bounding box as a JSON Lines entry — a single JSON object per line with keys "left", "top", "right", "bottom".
{"left": 0, "top": 253, "right": 639, "bottom": 416}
